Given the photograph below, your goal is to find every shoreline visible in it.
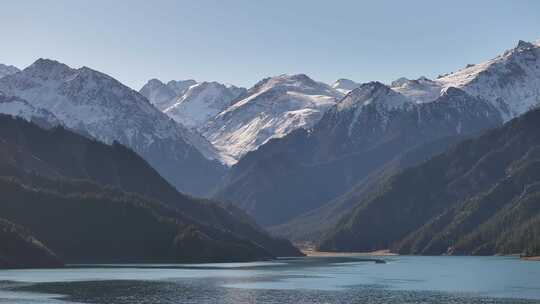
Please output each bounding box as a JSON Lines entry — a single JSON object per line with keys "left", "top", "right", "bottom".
{"left": 301, "top": 249, "right": 398, "bottom": 257}
{"left": 521, "top": 256, "right": 540, "bottom": 261}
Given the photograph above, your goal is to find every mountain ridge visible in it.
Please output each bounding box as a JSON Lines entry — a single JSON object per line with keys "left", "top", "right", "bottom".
{"left": 318, "top": 107, "right": 540, "bottom": 256}
{"left": 213, "top": 39, "right": 540, "bottom": 231}
{"left": 201, "top": 74, "right": 343, "bottom": 162}
{"left": 214, "top": 85, "right": 502, "bottom": 226}
{"left": 0, "top": 114, "right": 302, "bottom": 262}
{"left": 0, "top": 58, "right": 225, "bottom": 196}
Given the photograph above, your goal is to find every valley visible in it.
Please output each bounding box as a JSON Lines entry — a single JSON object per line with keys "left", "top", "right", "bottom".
{"left": 2, "top": 1, "right": 540, "bottom": 303}
{"left": 1, "top": 40, "right": 540, "bottom": 267}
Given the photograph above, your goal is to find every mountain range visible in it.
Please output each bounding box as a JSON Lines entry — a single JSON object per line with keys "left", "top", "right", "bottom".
{"left": 140, "top": 79, "right": 246, "bottom": 130}
{"left": 214, "top": 85, "right": 502, "bottom": 226}
{"left": 0, "top": 64, "right": 19, "bottom": 79}
{"left": 214, "top": 39, "right": 540, "bottom": 239}
{"left": 142, "top": 74, "right": 344, "bottom": 163}
{"left": 319, "top": 107, "right": 540, "bottom": 256}
{"left": 0, "top": 59, "right": 225, "bottom": 196}
{"left": 1, "top": 38, "right": 539, "bottom": 264}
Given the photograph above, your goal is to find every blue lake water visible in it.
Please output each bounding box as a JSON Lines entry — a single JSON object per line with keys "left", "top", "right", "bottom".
{"left": 0, "top": 256, "right": 539, "bottom": 303}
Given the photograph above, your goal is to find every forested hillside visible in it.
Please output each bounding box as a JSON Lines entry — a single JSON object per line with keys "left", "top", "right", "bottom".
{"left": 319, "top": 108, "right": 540, "bottom": 256}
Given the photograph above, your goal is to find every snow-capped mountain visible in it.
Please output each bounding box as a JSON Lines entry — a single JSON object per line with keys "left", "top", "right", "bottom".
{"left": 163, "top": 81, "right": 246, "bottom": 129}
{"left": 166, "top": 79, "right": 199, "bottom": 95}
{"left": 436, "top": 40, "right": 540, "bottom": 119}
{"left": 140, "top": 79, "right": 245, "bottom": 135}
{"left": 0, "top": 59, "right": 225, "bottom": 196}
{"left": 0, "top": 92, "right": 60, "bottom": 128}
{"left": 390, "top": 76, "right": 442, "bottom": 103}
{"left": 140, "top": 78, "right": 197, "bottom": 110}
{"left": 201, "top": 74, "right": 343, "bottom": 163}
{"left": 332, "top": 78, "right": 361, "bottom": 94}
{"left": 332, "top": 81, "right": 412, "bottom": 138}
{"left": 213, "top": 38, "right": 540, "bottom": 229}
{"left": 313, "top": 83, "right": 501, "bottom": 160}
{"left": 208, "top": 38, "right": 540, "bottom": 165}
{"left": 337, "top": 82, "right": 410, "bottom": 111}
{"left": 214, "top": 81, "right": 502, "bottom": 226}
{"left": 391, "top": 40, "right": 540, "bottom": 120}
{"left": 0, "top": 64, "right": 20, "bottom": 79}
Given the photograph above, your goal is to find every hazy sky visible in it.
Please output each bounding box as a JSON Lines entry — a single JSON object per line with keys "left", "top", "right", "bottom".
{"left": 1, "top": 0, "right": 539, "bottom": 90}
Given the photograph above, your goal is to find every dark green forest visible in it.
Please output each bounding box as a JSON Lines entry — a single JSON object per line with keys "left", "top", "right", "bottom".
{"left": 319, "top": 108, "right": 540, "bottom": 257}
{"left": 0, "top": 115, "right": 301, "bottom": 267}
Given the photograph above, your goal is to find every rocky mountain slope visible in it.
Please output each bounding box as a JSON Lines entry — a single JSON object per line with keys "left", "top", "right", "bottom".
{"left": 201, "top": 74, "right": 343, "bottom": 162}
{"left": 332, "top": 78, "right": 361, "bottom": 94}
{"left": 0, "top": 59, "right": 225, "bottom": 196}
{"left": 139, "top": 78, "right": 197, "bottom": 110}
{"left": 319, "top": 107, "right": 540, "bottom": 256}
{"left": 140, "top": 79, "right": 245, "bottom": 130}
{"left": 0, "top": 64, "right": 19, "bottom": 79}
{"left": 0, "top": 92, "right": 60, "bottom": 128}
{"left": 394, "top": 40, "right": 540, "bottom": 118}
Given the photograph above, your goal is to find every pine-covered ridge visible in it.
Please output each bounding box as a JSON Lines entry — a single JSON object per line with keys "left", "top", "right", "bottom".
{"left": 318, "top": 107, "right": 540, "bottom": 257}
{"left": 0, "top": 114, "right": 302, "bottom": 266}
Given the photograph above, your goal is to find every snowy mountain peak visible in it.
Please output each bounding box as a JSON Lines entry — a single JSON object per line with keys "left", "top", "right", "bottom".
{"left": 387, "top": 39, "right": 540, "bottom": 120}
{"left": 0, "top": 59, "right": 226, "bottom": 190}
{"left": 25, "top": 58, "right": 73, "bottom": 79}
{"left": 274, "top": 73, "right": 314, "bottom": 84}
{"left": 515, "top": 40, "right": 536, "bottom": 51}
{"left": 140, "top": 78, "right": 177, "bottom": 110}
{"left": 166, "top": 79, "right": 197, "bottom": 95}
{"left": 332, "top": 78, "right": 361, "bottom": 94}
{"left": 249, "top": 74, "right": 341, "bottom": 98}
{"left": 147, "top": 78, "right": 165, "bottom": 86}
{"left": 390, "top": 77, "right": 409, "bottom": 87}
{"left": 436, "top": 39, "right": 540, "bottom": 119}
{"left": 347, "top": 81, "right": 392, "bottom": 99}
{"left": 163, "top": 81, "right": 246, "bottom": 129}
{"left": 338, "top": 81, "right": 410, "bottom": 111}
{"left": 252, "top": 74, "right": 304, "bottom": 88}
{"left": 352, "top": 81, "right": 388, "bottom": 94}
{"left": 0, "top": 64, "right": 20, "bottom": 79}
{"left": 2, "top": 59, "right": 165, "bottom": 136}
{"left": 201, "top": 74, "right": 342, "bottom": 162}
{"left": 390, "top": 76, "right": 441, "bottom": 103}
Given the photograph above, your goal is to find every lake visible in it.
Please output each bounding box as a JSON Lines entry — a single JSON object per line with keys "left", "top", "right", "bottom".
{"left": 0, "top": 256, "right": 539, "bottom": 303}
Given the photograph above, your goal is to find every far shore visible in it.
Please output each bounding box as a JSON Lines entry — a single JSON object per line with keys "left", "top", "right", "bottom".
{"left": 522, "top": 256, "right": 540, "bottom": 261}
{"left": 301, "top": 249, "right": 398, "bottom": 257}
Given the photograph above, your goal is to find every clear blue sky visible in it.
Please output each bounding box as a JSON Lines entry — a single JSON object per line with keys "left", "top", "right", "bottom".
{"left": 1, "top": 0, "right": 539, "bottom": 90}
